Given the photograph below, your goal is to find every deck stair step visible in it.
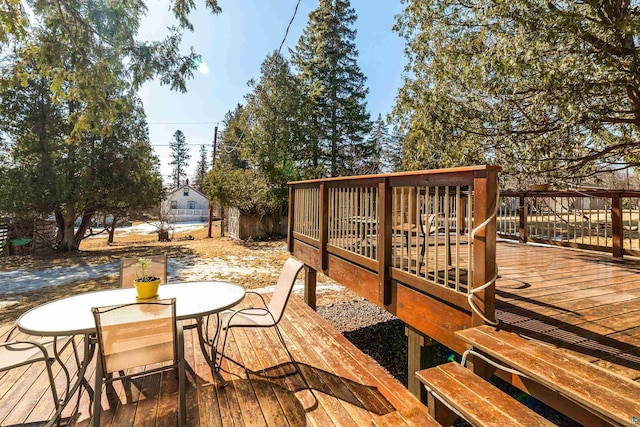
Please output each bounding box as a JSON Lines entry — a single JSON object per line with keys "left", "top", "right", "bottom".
{"left": 456, "top": 325, "right": 640, "bottom": 427}
{"left": 416, "top": 362, "right": 554, "bottom": 426}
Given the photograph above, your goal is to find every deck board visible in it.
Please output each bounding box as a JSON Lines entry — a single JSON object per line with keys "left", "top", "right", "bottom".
{"left": 0, "top": 294, "right": 434, "bottom": 426}
{"left": 496, "top": 240, "right": 640, "bottom": 383}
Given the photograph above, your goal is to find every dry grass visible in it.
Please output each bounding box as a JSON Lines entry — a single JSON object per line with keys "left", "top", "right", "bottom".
{"left": 0, "top": 221, "right": 356, "bottom": 326}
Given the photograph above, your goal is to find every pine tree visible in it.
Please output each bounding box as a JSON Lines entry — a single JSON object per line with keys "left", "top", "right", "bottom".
{"left": 382, "top": 121, "right": 404, "bottom": 173}
{"left": 218, "top": 105, "right": 248, "bottom": 169}
{"left": 169, "top": 130, "right": 190, "bottom": 189}
{"left": 291, "top": 0, "right": 372, "bottom": 178}
{"left": 244, "top": 52, "right": 304, "bottom": 200}
{"left": 194, "top": 145, "right": 209, "bottom": 191}
{"left": 363, "top": 114, "right": 387, "bottom": 175}
{"left": 0, "top": 0, "right": 220, "bottom": 251}
{"left": 393, "top": 1, "right": 640, "bottom": 183}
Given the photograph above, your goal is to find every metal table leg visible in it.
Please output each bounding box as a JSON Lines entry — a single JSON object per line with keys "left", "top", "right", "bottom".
{"left": 196, "top": 317, "right": 227, "bottom": 387}
{"left": 45, "top": 333, "right": 96, "bottom": 427}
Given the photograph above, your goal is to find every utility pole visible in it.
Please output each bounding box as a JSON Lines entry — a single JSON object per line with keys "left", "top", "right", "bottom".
{"left": 212, "top": 124, "right": 218, "bottom": 166}
{"left": 208, "top": 125, "right": 219, "bottom": 238}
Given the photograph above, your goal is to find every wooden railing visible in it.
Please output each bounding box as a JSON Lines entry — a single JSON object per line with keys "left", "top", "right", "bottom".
{"left": 498, "top": 190, "right": 640, "bottom": 257}
{"left": 288, "top": 166, "right": 500, "bottom": 354}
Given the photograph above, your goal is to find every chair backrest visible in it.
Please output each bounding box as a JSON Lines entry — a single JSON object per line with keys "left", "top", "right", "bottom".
{"left": 92, "top": 298, "right": 177, "bottom": 374}
{"left": 267, "top": 258, "right": 304, "bottom": 324}
{"left": 119, "top": 255, "right": 167, "bottom": 288}
{"left": 421, "top": 213, "right": 437, "bottom": 236}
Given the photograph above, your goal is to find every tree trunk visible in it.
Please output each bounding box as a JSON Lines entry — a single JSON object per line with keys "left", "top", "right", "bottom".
{"left": 220, "top": 205, "right": 225, "bottom": 237}
{"left": 107, "top": 215, "right": 117, "bottom": 244}
{"left": 56, "top": 202, "right": 94, "bottom": 252}
{"left": 331, "top": 94, "right": 337, "bottom": 177}
{"left": 74, "top": 212, "right": 93, "bottom": 248}
{"left": 58, "top": 203, "right": 77, "bottom": 251}
{"left": 55, "top": 210, "right": 64, "bottom": 245}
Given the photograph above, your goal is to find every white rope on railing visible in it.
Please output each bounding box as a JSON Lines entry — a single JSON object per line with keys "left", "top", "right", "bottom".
{"left": 460, "top": 349, "right": 530, "bottom": 379}
{"left": 469, "top": 189, "right": 500, "bottom": 326}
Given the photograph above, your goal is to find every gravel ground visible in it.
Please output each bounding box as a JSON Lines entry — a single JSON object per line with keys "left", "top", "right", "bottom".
{"left": 318, "top": 298, "right": 410, "bottom": 384}
{"left": 317, "top": 298, "right": 582, "bottom": 427}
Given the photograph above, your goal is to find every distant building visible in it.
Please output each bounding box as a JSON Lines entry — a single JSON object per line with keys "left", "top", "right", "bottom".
{"left": 163, "top": 184, "right": 210, "bottom": 222}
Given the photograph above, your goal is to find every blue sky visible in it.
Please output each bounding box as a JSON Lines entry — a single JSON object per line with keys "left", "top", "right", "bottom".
{"left": 137, "top": 0, "right": 407, "bottom": 183}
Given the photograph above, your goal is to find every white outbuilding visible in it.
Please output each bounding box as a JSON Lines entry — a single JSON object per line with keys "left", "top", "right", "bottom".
{"left": 163, "top": 184, "right": 210, "bottom": 223}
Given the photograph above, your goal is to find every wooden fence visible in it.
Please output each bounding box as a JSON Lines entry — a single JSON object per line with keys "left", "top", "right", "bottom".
{"left": 32, "top": 219, "right": 57, "bottom": 254}
{"left": 498, "top": 190, "right": 640, "bottom": 257}
{"left": 288, "top": 166, "right": 500, "bottom": 355}
{"left": 0, "top": 219, "right": 56, "bottom": 255}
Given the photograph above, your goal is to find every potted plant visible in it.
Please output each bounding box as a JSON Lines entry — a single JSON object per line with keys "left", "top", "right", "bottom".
{"left": 133, "top": 257, "right": 161, "bottom": 300}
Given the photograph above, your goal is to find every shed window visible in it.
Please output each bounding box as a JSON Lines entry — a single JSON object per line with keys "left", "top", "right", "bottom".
{"left": 170, "top": 200, "right": 178, "bottom": 209}
{"left": 183, "top": 187, "right": 189, "bottom": 196}
{"left": 188, "top": 201, "right": 195, "bottom": 209}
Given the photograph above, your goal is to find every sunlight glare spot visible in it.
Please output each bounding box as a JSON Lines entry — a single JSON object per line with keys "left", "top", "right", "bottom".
{"left": 198, "top": 62, "right": 209, "bottom": 74}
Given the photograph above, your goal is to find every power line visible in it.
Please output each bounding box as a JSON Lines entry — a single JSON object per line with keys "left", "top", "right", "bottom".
{"left": 278, "top": 0, "right": 302, "bottom": 55}
{"left": 151, "top": 143, "right": 208, "bottom": 147}
{"left": 147, "top": 121, "right": 219, "bottom": 125}
{"left": 218, "top": 3, "right": 301, "bottom": 156}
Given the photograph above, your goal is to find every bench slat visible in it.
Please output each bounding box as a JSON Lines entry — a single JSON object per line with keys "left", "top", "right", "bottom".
{"left": 456, "top": 325, "right": 640, "bottom": 426}
{"left": 417, "top": 362, "right": 554, "bottom": 427}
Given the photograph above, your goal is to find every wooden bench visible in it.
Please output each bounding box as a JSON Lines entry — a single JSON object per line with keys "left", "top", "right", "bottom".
{"left": 416, "top": 362, "right": 554, "bottom": 426}
{"left": 456, "top": 325, "right": 640, "bottom": 427}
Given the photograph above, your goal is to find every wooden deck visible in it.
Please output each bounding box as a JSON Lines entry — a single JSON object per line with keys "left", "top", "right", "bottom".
{"left": 2, "top": 240, "right": 639, "bottom": 426}
{"left": 495, "top": 240, "right": 640, "bottom": 383}
{"left": 0, "top": 294, "right": 435, "bottom": 426}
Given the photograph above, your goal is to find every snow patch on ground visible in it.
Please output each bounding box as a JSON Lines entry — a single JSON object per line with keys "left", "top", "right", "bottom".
{"left": 0, "top": 263, "right": 119, "bottom": 294}
{"left": 169, "top": 256, "right": 274, "bottom": 281}
{"left": 86, "top": 221, "right": 209, "bottom": 238}
{"left": 254, "top": 280, "right": 347, "bottom": 298}
{"left": 0, "top": 252, "right": 342, "bottom": 296}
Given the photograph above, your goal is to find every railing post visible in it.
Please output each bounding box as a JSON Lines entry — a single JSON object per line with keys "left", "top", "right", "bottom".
{"left": 472, "top": 169, "right": 498, "bottom": 327}
{"left": 304, "top": 266, "right": 317, "bottom": 310}
{"left": 288, "top": 186, "right": 295, "bottom": 253}
{"left": 320, "top": 183, "right": 329, "bottom": 270}
{"left": 612, "top": 193, "right": 623, "bottom": 258}
{"left": 378, "top": 178, "right": 393, "bottom": 307}
{"left": 470, "top": 168, "right": 499, "bottom": 380}
{"left": 405, "top": 325, "right": 433, "bottom": 403}
{"left": 519, "top": 194, "right": 527, "bottom": 243}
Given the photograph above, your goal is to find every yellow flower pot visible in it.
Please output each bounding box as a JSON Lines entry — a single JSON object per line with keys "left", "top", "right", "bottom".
{"left": 134, "top": 278, "right": 161, "bottom": 300}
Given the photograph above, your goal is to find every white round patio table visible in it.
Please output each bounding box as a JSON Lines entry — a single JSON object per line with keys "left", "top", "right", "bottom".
{"left": 18, "top": 281, "right": 245, "bottom": 336}
{"left": 17, "top": 281, "right": 245, "bottom": 402}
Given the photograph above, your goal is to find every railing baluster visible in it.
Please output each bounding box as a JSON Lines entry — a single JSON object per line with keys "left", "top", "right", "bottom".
{"left": 455, "top": 186, "right": 461, "bottom": 292}
{"left": 424, "top": 187, "right": 430, "bottom": 280}
{"left": 444, "top": 186, "right": 450, "bottom": 289}
{"left": 400, "top": 187, "right": 405, "bottom": 271}
{"left": 392, "top": 187, "right": 398, "bottom": 268}
{"left": 434, "top": 186, "right": 440, "bottom": 285}
{"left": 417, "top": 187, "right": 421, "bottom": 271}
{"left": 627, "top": 200, "right": 632, "bottom": 250}
{"left": 304, "top": 188, "right": 308, "bottom": 237}
{"left": 467, "top": 185, "right": 473, "bottom": 294}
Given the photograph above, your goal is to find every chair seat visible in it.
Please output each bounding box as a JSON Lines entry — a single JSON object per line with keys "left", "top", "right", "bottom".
{"left": 220, "top": 308, "right": 276, "bottom": 328}
{"left": 0, "top": 336, "right": 72, "bottom": 370}
{"left": 215, "top": 258, "right": 305, "bottom": 383}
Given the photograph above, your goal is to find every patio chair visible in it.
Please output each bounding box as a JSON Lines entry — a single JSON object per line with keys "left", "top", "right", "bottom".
{"left": 91, "top": 298, "right": 186, "bottom": 427}
{"left": 215, "top": 258, "right": 304, "bottom": 376}
{"left": 1, "top": 328, "right": 78, "bottom": 424}
{"left": 419, "top": 213, "right": 452, "bottom": 268}
{"left": 119, "top": 254, "right": 167, "bottom": 288}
